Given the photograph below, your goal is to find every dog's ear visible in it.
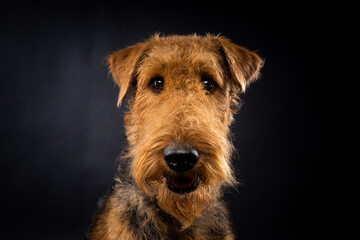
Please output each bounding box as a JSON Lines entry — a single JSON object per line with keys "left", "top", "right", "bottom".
{"left": 218, "top": 37, "right": 264, "bottom": 93}
{"left": 108, "top": 43, "right": 147, "bottom": 106}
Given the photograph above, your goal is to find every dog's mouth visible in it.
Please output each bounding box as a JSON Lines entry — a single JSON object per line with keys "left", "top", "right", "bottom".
{"left": 166, "top": 175, "right": 199, "bottom": 194}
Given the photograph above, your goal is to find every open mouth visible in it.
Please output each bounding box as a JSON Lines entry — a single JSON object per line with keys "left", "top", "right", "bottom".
{"left": 166, "top": 175, "right": 199, "bottom": 194}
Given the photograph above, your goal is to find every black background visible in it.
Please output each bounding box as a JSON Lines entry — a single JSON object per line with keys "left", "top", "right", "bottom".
{"left": 1, "top": 2, "right": 328, "bottom": 240}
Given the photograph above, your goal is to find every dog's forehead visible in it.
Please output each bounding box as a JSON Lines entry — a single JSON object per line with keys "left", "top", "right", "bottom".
{"left": 146, "top": 36, "right": 220, "bottom": 62}
{"left": 138, "top": 36, "right": 225, "bottom": 85}
{"left": 152, "top": 35, "right": 217, "bottom": 50}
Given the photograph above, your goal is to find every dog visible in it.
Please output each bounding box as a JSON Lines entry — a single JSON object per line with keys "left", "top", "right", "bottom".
{"left": 87, "top": 34, "right": 263, "bottom": 240}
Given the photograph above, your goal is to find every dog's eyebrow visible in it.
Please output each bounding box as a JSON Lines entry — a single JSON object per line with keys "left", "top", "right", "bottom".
{"left": 195, "top": 53, "right": 225, "bottom": 88}
{"left": 200, "top": 67, "right": 224, "bottom": 89}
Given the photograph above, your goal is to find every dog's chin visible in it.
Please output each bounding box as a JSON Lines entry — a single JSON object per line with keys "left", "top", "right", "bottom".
{"left": 166, "top": 175, "right": 199, "bottom": 194}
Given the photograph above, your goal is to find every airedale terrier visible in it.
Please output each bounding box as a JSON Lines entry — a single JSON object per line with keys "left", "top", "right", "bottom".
{"left": 87, "top": 34, "right": 263, "bottom": 240}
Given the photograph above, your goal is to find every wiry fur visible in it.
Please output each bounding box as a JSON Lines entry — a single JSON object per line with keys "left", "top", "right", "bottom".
{"left": 87, "top": 34, "right": 263, "bottom": 240}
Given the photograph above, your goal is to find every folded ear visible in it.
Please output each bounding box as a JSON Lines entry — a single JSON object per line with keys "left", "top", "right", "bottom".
{"left": 108, "top": 42, "right": 147, "bottom": 106}
{"left": 217, "top": 37, "right": 264, "bottom": 93}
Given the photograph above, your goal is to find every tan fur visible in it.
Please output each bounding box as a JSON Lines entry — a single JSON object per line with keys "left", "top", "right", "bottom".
{"left": 88, "top": 34, "right": 263, "bottom": 240}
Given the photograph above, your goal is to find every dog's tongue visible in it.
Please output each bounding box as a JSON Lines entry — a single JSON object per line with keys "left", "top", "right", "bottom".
{"left": 171, "top": 176, "right": 195, "bottom": 189}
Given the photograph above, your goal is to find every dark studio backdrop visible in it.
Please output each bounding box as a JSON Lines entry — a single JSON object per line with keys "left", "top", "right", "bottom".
{"left": 1, "top": 2, "right": 328, "bottom": 240}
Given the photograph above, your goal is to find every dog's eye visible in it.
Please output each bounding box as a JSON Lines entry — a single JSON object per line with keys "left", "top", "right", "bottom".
{"left": 201, "top": 76, "right": 217, "bottom": 94}
{"left": 150, "top": 76, "right": 164, "bottom": 93}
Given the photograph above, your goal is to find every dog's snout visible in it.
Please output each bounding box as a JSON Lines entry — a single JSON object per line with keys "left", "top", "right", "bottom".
{"left": 164, "top": 147, "right": 199, "bottom": 172}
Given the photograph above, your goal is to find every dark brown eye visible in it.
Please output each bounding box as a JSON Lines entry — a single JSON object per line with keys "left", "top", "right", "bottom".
{"left": 150, "top": 76, "right": 164, "bottom": 93}
{"left": 201, "top": 76, "right": 217, "bottom": 93}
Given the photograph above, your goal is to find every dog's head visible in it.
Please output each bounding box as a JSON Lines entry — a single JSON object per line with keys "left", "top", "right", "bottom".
{"left": 108, "top": 34, "right": 263, "bottom": 227}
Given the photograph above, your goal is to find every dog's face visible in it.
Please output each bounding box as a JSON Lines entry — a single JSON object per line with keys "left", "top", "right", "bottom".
{"left": 108, "top": 35, "right": 263, "bottom": 226}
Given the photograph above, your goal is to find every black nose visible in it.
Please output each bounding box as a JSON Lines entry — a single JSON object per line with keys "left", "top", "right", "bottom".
{"left": 164, "top": 147, "right": 199, "bottom": 172}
